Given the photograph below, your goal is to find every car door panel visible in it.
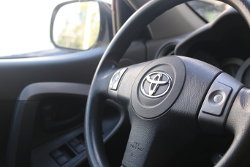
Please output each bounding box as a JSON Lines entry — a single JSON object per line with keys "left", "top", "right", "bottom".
{"left": 0, "top": 40, "right": 146, "bottom": 167}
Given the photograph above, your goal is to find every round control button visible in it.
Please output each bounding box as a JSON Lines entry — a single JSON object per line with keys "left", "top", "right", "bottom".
{"left": 213, "top": 94, "right": 224, "bottom": 104}
{"left": 209, "top": 90, "right": 225, "bottom": 105}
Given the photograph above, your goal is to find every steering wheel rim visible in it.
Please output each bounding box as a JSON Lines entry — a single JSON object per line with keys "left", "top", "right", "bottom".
{"left": 85, "top": 0, "right": 250, "bottom": 167}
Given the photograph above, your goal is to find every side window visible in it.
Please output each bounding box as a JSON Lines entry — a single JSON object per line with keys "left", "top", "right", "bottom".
{"left": 187, "top": 0, "right": 230, "bottom": 22}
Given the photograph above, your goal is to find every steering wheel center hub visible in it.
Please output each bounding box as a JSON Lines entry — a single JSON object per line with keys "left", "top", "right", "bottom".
{"left": 131, "top": 56, "right": 186, "bottom": 119}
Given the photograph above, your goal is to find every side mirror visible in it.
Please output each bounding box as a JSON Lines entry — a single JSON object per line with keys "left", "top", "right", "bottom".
{"left": 50, "top": 0, "right": 112, "bottom": 50}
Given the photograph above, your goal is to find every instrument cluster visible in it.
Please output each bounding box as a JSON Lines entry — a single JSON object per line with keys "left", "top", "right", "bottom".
{"left": 195, "top": 55, "right": 250, "bottom": 87}
{"left": 174, "top": 9, "right": 250, "bottom": 87}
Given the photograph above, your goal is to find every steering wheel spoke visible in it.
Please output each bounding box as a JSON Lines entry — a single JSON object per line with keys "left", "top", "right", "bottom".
{"left": 121, "top": 118, "right": 158, "bottom": 167}
{"left": 198, "top": 73, "right": 243, "bottom": 134}
{"left": 108, "top": 62, "right": 148, "bottom": 104}
{"left": 122, "top": 106, "right": 197, "bottom": 167}
{"left": 211, "top": 87, "right": 250, "bottom": 167}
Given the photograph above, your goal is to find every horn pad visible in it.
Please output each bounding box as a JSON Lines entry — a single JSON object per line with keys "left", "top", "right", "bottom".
{"left": 131, "top": 56, "right": 185, "bottom": 119}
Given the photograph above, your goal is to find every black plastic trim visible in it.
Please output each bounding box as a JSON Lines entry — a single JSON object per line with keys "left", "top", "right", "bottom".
{"left": 7, "top": 82, "right": 90, "bottom": 167}
{"left": 18, "top": 82, "right": 90, "bottom": 101}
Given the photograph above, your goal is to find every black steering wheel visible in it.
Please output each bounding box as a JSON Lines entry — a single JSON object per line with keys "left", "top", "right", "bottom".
{"left": 84, "top": 0, "right": 250, "bottom": 166}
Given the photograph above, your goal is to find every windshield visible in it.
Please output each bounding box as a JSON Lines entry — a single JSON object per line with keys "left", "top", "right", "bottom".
{"left": 187, "top": 0, "right": 230, "bottom": 22}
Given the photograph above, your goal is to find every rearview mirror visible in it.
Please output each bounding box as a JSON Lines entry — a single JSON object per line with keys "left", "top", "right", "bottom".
{"left": 51, "top": 1, "right": 108, "bottom": 50}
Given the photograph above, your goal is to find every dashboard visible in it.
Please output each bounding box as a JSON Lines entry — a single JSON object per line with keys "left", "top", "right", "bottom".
{"left": 175, "top": 9, "right": 250, "bottom": 86}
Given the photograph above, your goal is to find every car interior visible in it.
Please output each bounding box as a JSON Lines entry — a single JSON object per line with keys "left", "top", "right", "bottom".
{"left": 1, "top": 0, "right": 250, "bottom": 167}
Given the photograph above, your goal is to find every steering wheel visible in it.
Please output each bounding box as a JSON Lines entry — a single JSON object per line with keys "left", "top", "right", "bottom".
{"left": 84, "top": 0, "right": 250, "bottom": 166}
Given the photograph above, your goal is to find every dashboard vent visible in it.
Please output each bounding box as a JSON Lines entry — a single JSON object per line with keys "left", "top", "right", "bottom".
{"left": 156, "top": 42, "right": 176, "bottom": 59}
